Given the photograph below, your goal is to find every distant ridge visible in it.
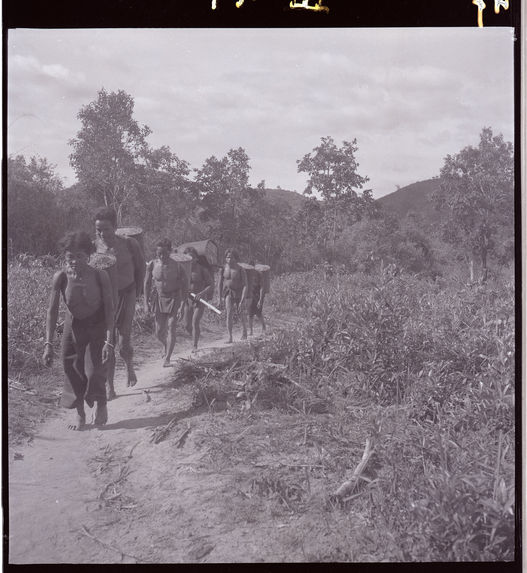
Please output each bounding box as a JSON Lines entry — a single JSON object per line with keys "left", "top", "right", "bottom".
{"left": 377, "top": 178, "right": 445, "bottom": 225}
{"left": 263, "top": 187, "right": 307, "bottom": 212}
{"left": 263, "top": 180, "right": 447, "bottom": 228}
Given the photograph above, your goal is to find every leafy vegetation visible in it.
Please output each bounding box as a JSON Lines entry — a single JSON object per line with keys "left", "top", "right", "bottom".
{"left": 246, "top": 268, "right": 515, "bottom": 560}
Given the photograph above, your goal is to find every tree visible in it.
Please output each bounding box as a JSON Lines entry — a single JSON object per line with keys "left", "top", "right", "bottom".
{"left": 194, "top": 148, "right": 263, "bottom": 252}
{"left": 54, "top": 183, "right": 101, "bottom": 236}
{"left": 435, "top": 127, "right": 514, "bottom": 282}
{"left": 7, "top": 155, "right": 65, "bottom": 255}
{"left": 130, "top": 145, "right": 193, "bottom": 244}
{"left": 69, "top": 88, "right": 152, "bottom": 223}
{"left": 297, "top": 136, "right": 375, "bottom": 256}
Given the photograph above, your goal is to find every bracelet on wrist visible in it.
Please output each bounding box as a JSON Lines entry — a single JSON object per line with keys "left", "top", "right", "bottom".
{"left": 44, "top": 341, "right": 53, "bottom": 347}
{"left": 104, "top": 341, "right": 115, "bottom": 348}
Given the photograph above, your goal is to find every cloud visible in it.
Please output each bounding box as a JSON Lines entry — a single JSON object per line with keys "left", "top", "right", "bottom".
{"left": 41, "top": 63, "right": 70, "bottom": 80}
{"left": 7, "top": 28, "right": 515, "bottom": 198}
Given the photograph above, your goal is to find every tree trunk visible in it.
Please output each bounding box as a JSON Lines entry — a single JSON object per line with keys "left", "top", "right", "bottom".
{"left": 469, "top": 258, "right": 474, "bottom": 283}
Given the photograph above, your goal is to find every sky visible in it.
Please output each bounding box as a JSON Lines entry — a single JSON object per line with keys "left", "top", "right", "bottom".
{"left": 8, "top": 27, "right": 515, "bottom": 198}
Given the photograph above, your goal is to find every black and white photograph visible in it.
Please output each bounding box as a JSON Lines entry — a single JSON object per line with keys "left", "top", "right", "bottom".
{"left": 5, "top": 17, "right": 519, "bottom": 565}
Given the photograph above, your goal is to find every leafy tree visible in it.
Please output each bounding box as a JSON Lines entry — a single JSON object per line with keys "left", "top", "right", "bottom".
{"left": 69, "top": 88, "right": 152, "bottom": 223}
{"left": 297, "top": 136, "right": 375, "bottom": 256}
{"left": 130, "top": 145, "right": 193, "bottom": 245}
{"left": 7, "top": 155, "right": 65, "bottom": 255}
{"left": 435, "top": 127, "right": 514, "bottom": 282}
{"left": 245, "top": 190, "right": 293, "bottom": 271}
{"left": 194, "top": 148, "right": 263, "bottom": 252}
{"left": 54, "top": 183, "right": 101, "bottom": 235}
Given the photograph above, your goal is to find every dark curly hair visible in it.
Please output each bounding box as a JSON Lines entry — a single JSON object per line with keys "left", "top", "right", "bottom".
{"left": 58, "top": 231, "right": 95, "bottom": 255}
{"left": 156, "top": 238, "right": 172, "bottom": 251}
{"left": 225, "top": 248, "right": 239, "bottom": 261}
{"left": 94, "top": 206, "right": 117, "bottom": 228}
{"left": 183, "top": 246, "right": 198, "bottom": 258}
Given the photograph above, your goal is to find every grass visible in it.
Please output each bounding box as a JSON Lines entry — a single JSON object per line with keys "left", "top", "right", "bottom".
{"left": 7, "top": 257, "right": 65, "bottom": 446}
{"left": 185, "top": 265, "right": 516, "bottom": 561}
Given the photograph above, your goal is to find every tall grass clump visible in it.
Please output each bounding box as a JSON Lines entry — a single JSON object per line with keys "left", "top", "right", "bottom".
{"left": 266, "top": 267, "right": 515, "bottom": 561}
{"left": 8, "top": 255, "right": 61, "bottom": 374}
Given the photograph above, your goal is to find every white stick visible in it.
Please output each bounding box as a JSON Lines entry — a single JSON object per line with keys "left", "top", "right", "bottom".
{"left": 190, "top": 293, "right": 222, "bottom": 315}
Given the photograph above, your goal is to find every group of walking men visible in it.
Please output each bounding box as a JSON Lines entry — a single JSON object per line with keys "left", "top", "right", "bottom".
{"left": 43, "top": 207, "right": 267, "bottom": 431}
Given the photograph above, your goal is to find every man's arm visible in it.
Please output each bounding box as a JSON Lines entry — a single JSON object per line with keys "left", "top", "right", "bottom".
{"left": 239, "top": 267, "right": 247, "bottom": 305}
{"left": 197, "top": 267, "right": 214, "bottom": 300}
{"left": 42, "top": 271, "right": 63, "bottom": 365}
{"left": 178, "top": 262, "right": 189, "bottom": 301}
{"left": 144, "top": 260, "right": 153, "bottom": 313}
{"left": 218, "top": 267, "right": 224, "bottom": 305}
{"left": 99, "top": 270, "right": 116, "bottom": 363}
{"left": 99, "top": 270, "right": 115, "bottom": 338}
{"left": 129, "top": 237, "right": 146, "bottom": 296}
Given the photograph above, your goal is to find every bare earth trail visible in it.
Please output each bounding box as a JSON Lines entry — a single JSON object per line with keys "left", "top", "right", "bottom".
{"left": 9, "top": 314, "right": 352, "bottom": 564}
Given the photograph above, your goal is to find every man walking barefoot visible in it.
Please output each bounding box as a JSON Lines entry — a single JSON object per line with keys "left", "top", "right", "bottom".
{"left": 144, "top": 239, "right": 187, "bottom": 367}
{"left": 182, "top": 247, "right": 214, "bottom": 351}
{"left": 43, "top": 231, "right": 115, "bottom": 429}
{"left": 94, "top": 207, "right": 145, "bottom": 398}
{"left": 219, "top": 248, "right": 248, "bottom": 343}
{"left": 248, "top": 260, "right": 267, "bottom": 337}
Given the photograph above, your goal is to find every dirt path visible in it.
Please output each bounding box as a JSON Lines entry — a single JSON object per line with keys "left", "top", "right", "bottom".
{"left": 9, "top": 315, "right": 345, "bottom": 564}
{"left": 8, "top": 321, "right": 237, "bottom": 563}
{"left": 8, "top": 311, "right": 369, "bottom": 564}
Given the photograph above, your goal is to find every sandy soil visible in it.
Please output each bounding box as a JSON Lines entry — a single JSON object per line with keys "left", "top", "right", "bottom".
{"left": 8, "top": 316, "right": 368, "bottom": 564}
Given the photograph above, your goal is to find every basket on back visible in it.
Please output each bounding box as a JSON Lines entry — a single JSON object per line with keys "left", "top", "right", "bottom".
{"left": 238, "top": 263, "right": 257, "bottom": 298}
{"left": 89, "top": 252, "right": 118, "bottom": 305}
{"left": 170, "top": 253, "right": 193, "bottom": 292}
{"left": 116, "top": 226, "right": 144, "bottom": 257}
{"left": 254, "top": 264, "right": 271, "bottom": 294}
{"left": 174, "top": 239, "right": 218, "bottom": 267}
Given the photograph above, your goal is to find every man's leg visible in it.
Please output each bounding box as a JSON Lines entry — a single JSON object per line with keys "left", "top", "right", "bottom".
{"left": 60, "top": 316, "right": 87, "bottom": 430}
{"left": 240, "top": 300, "right": 248, "bottom": 340}
{"left": 155, "top": 313, "right": 168, "bottom": 356}
{"left": 258, "top": 304, "right": 266, "bottom": 333}
{"left": 84, "top": 327, "right": 108, "bottom": 426}
{"left": 119, "top": 287, "right": 138, "bottom": 387}
{"left": 183, "top": 301, "right": 193, "bottom": 335}
{"left": 164, "top": 315, "right": 177, "bottom": 366}
{"left": 226, "top": 294, "right": 234, "bottom": 343}
{"left": 192, "top": 305, "right": 205, "bottom": 349}
{"left": 105, "top": 347, "right": 117, "bottom": 400}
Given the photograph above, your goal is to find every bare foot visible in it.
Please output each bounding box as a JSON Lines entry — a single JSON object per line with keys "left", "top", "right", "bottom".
{"left": 163, "top": 359, "right": 171, "bottom": 367}
{"left": 94, "top": 403, "right": 108, "bottom": 426}
{"left": 241, "top": 333, "right": 247, "bottom": 340}
{"left": 67, "top": 412, "right": 85, "bottom": 431}
{"left": 107, "top": 387, "right": 117, "bottom": 401}
{"left": 127, "top": 371, "right": 138, "bottom": 387}
{"left": 226, "top": 339, "right": 233, "bottom": 344}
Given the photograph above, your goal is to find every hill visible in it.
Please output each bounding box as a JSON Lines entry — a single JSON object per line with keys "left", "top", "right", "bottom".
{"left": 377, "top": 178, "right": 445, "bottom": 225}
{"left": 263, "top": 187, "right": 307, "bottom": 212}
{"left": 263, "top": 180, "right": 448, "bottom": 231}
